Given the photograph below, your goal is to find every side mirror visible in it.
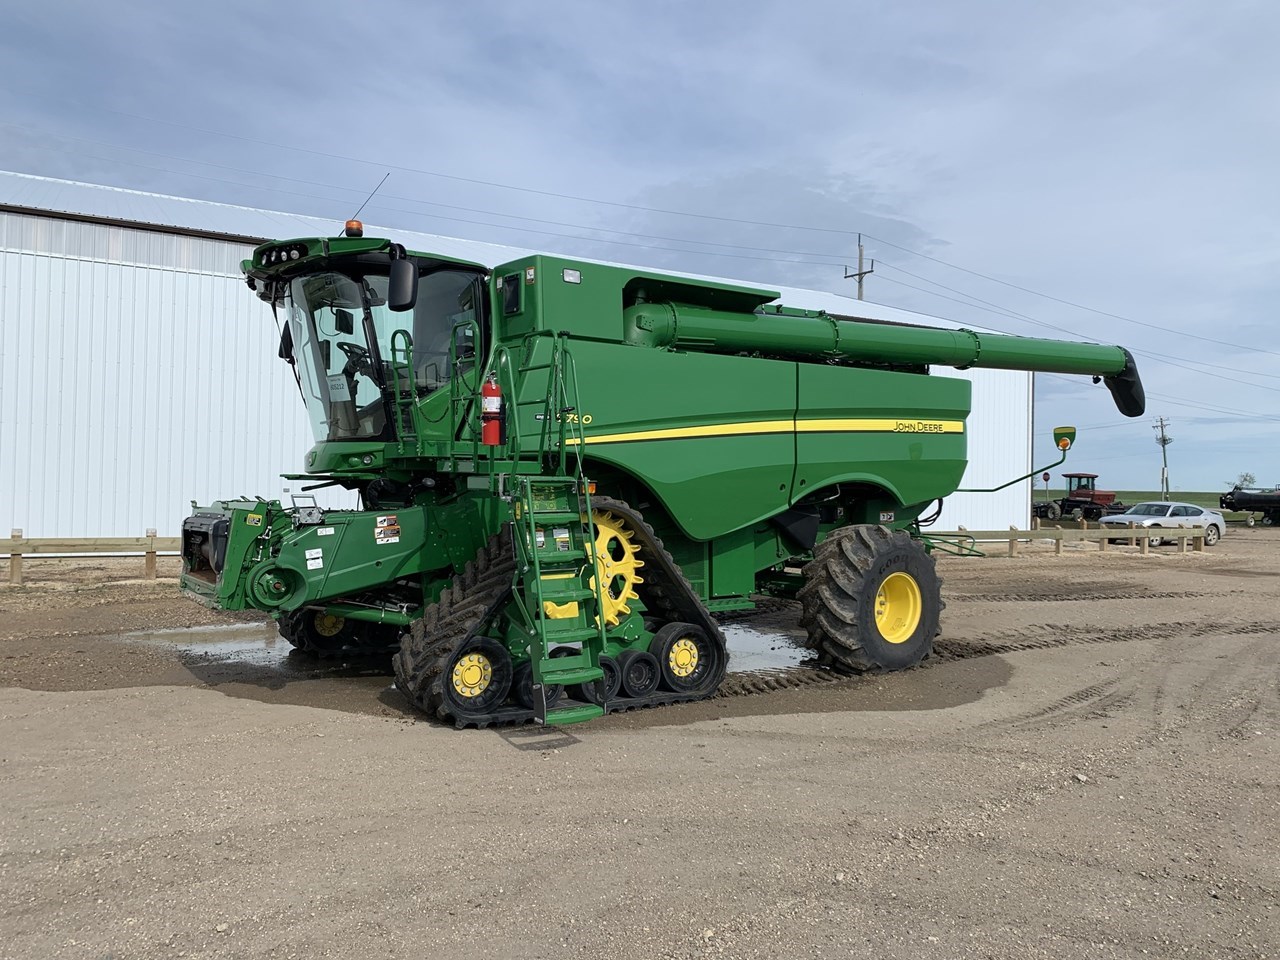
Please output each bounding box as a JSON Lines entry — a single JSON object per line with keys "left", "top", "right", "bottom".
{"left": 388, "top": 259, "right": 418, "bottom": 312}
{"left": 334, "top": 308, "right": 354, "bottom": 335}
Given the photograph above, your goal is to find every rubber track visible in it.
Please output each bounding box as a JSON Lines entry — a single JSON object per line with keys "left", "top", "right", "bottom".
{"left": 394, "top": 500, "right": 731, "bottom": 729}
{"left": 277, "top": 610, "right": 398, "bottom": 660}
{"left": 590, "top": 497, "right": 730, "bottom": 690}
{"left": 392, "top": 530, "right": 519, "bottom": 727}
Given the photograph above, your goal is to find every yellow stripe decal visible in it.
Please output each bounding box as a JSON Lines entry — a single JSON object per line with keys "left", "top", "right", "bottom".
{"left": 564, "top": 418, "right": 963, "bottom": 446}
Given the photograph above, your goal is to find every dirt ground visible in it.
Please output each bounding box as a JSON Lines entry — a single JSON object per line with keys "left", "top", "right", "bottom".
{"left": 2, "top": 532, "right": 1277, "bottom": 959}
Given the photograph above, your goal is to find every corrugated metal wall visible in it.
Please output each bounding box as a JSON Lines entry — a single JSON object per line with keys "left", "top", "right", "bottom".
{"left": 0, "top": 208, "right": 1031, "bottom": 538}
{"left": 0, "top": 211, "right": 351, "bottom": 538}
{"left": 934, "top": 367, "right": 1033, "bottom": 532}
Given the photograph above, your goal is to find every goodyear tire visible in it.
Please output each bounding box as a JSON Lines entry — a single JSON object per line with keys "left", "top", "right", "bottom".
{"left": 797, "top": 525, "right": 942, "bottom": 673}
{"left": 650, "top": 623, "right": 724, "bottom": 694}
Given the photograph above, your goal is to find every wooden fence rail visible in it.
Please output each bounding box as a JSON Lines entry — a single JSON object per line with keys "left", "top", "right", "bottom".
{"left": 930, "top": 523, "right": 1206, "bottom": 557}
{"left": 2, "top": 529, "right": 182, "bottom": 584}
{"left": 1, "top": 521, "right": 1207, "bottom": 585}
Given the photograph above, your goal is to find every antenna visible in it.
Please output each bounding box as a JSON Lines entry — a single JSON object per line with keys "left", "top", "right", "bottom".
{"left": 349, "top": 172, "right": 391, "bottom": 223}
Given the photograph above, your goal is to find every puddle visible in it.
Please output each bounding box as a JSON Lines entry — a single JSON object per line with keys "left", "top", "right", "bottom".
{"left": 128, "top": 619, "right": 813, "bottom": 676}
{"left": 721, "top": 623, "right": 813, "bottom": 673}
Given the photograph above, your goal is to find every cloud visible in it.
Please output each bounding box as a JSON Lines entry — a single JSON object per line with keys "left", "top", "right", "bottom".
{"left": 2, "top": 0, "right": 1278, "bottom": 489}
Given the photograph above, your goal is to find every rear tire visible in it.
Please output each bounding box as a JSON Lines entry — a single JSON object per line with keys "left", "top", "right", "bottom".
{"left": 1203, "top": 524, "right": 1221, "bottom": 546}
{"left": 1046, "top": 502, "right": 1061, "bottom": 520}
{"left": 797, "top": 525, "right": 942, "bottom": 674}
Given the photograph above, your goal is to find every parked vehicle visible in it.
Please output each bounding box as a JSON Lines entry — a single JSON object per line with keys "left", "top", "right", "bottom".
{"left": 1220, "top": 485, "right": 1280, "bottom": 526}
{"left": 1098, "top": 501, "right": 1225, "bottom": 546}
{"left": 1033, "top": 472, "right": 1128, "bottom": 521}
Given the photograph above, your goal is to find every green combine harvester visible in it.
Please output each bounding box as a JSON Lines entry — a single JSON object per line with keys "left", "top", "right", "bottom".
{"left": 180, "top": 221, "right": 1145, "bottom": 727}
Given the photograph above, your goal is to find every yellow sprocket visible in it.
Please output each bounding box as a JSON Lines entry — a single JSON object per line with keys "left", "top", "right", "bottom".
{"left": 588, "top": 509, "right": 645, "bottom": 626}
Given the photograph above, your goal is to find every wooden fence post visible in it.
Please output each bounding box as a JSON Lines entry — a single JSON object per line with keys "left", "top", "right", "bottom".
{"left": 1008, "top": 525, "right": 1018, "bottom": 557}
{"left": 1193, "top": 534, "right": 1205, "bottom": 552}
{"left": 1140, "top": 536, "right": 1149, "bottom": 556}
{"left": 145, "top": 528, "right": 157, "bottom": 579}
{"left": 1055, "top": 531, "right": 1063, "bottom": 556}
{"left": 9, "top": 528, "right": 22, "bottom": 585}
{"left": 1127, "top": 521, "right": 1136, "bottom": 547}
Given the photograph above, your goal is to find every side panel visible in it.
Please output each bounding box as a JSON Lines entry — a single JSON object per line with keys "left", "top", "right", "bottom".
{"left": 795, "top": 365, "right": 971, "bottom": 509}
{"left": 568, "top": 342, "right": 798, "bottom": 542}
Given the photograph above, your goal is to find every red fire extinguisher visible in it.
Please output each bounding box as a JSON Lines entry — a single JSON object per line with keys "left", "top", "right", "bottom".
{"left": 481, "top": 372, "right": 503, "bottom": 446}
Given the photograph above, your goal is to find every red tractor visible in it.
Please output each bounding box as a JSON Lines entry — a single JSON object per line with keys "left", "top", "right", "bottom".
{"left": 1034, "top": 473, "right": 1126, "bottom": 521}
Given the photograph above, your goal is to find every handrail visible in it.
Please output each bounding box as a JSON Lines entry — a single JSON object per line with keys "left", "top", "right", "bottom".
{"left": 388, "top": 328, "right": 414, "bottom": 453}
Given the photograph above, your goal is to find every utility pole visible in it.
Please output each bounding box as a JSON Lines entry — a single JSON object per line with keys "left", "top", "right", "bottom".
{"left": 1152, "top": 417, "right": 1173, "bottom": 498}
{"left": 843, "top": 233, "right": 875, "bottom": 300}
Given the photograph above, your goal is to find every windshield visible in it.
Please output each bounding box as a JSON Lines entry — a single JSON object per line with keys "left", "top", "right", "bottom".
{"left": 1127, "top": 503, "right": 1171, "bottom": 516}
{"left": 284, "top": 267, "right": 482, "bottom": 442}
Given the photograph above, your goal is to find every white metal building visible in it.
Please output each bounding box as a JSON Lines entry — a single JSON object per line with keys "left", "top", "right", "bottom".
{"left": 0, "top": 171, "right": 1031, "bottom": 538}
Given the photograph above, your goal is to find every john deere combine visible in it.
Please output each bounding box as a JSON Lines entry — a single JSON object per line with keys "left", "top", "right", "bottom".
{"left": 180, "top": 222, "right": 1145, "bottom": 727}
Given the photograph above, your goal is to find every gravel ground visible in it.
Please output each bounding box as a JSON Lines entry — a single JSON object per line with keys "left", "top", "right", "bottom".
{"left": 1, "top": 533, "right": 1277, "bottom": 959}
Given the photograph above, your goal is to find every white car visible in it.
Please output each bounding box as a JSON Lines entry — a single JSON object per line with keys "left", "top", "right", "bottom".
{"left": 1098, "top": 501, "right": 1225, "bottom": 546}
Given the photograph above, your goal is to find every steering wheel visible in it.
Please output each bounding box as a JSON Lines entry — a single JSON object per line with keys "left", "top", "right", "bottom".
{"left": 336, "top": 341, "right": 372, "bottom": 376}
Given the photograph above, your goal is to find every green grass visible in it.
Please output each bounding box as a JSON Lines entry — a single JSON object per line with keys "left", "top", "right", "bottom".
{"left": 1111, "top": 491, "right": 1226, "bottom": 509}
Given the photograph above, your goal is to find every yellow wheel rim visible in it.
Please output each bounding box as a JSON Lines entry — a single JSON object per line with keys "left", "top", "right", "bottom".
{"left": 668, "top": 637, "right": 699, "bottom": 678}
{"left": 313, "top": 613, "right": 345, "bottom": 638}
{"left": 588, "top": 510, "right": 645, "bottom": 627}
{"left": 874, "top": 571, "right": 922, "bottom": 644}
{"left": 451, "top": 653, "right": 493, "bottom": 698}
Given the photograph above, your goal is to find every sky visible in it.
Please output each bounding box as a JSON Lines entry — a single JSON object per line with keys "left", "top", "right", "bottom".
{"left": 2, "top": 0, "right": 1278, "bottom": 493}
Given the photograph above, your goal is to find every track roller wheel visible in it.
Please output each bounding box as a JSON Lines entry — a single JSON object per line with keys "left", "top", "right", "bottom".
{"left": 797, "top": 525, "right": 942, "bottom": 673}
{"left": 572, "top": 655, "right": 621, "bottom": 706}
{"left": 439, "top": 636, "right": 513, "bottom": 722}
{"left": 279, "top": 609, "right": 368, "bottom": 657}
{"left": 512, "top": 661, "right": 564, "bottom": 711}
{"left": 650, "top": 623, "right": 725, "bottom": 694}
{"left": 617, "top": 649, "right": 661, "bottom": 698}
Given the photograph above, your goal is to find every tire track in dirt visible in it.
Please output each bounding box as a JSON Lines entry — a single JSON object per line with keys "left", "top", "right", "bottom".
{"left": 715, "top": 616, "right": 1280, "bottom": 702}
{"left": 948, "top": 590, "right": 1217, "bottom": 604}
